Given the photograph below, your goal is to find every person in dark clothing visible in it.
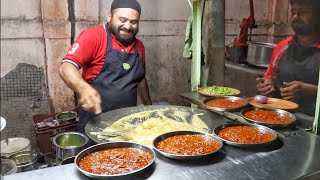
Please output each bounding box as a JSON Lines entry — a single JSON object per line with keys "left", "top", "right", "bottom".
{"left": 256, "top": 0, "right": 320, "bottom": 116}
{"left": 60, "top": 0, "right": 152, "bottom": 132}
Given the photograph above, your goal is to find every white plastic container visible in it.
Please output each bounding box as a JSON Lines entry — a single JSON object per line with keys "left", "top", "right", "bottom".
{"left": 1, "top": 138, "right": 31, "bottom": 158}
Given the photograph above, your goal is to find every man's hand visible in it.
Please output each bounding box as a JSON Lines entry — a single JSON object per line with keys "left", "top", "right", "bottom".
{"left": 280, "top": 81, "right": 305, "bottom": 101}
{"left": 256, "top": 77, "right": 275, "bottom": 96}
{"left": 60, "top": 62, "right": 102, "bottom": 114}
{"left": 78, "top": 85, "right": 102, "bottom": 114}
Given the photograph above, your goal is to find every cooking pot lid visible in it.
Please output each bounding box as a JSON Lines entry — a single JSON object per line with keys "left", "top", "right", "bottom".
{"left": 1, "top": 138, "right": 30, "bottom": 154}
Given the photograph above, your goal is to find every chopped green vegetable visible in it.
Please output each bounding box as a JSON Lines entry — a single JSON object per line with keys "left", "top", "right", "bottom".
{"left": 57, "top": 112, "right": 77, "bottom": 121}
{"left": 200, "top": 86, "right": 236, "bottom": 95}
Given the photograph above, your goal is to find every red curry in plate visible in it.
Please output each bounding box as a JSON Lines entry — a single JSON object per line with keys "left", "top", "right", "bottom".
{"left": 156, "top": 134, "right": 221, "bottom": 156}
{"left": 78, "top": 147, "right": 153, "bottom": 175}
{"left": 217, "top": 126, "right": 275, "bottom": 144}
{"left": 205, "top": 99, "right": 246, "bottom": 108}
{"left": 244, "top": 109, "right": 293, "bottom": 124}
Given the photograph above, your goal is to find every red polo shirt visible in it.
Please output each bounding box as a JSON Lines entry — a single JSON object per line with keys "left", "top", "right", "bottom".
{"left": 264, "top": 35, "right": 320, "bottom": 78}
{"left": 63, "top": 25, "right": 145, "bottom": 82}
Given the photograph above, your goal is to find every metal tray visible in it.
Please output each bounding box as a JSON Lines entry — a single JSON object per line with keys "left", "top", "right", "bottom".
{"left": 85, "top": 105, "right": 221, "bottom": 143}
{"left": 240, "top": 107, "right": 296, "bottom": 128}
{"left": 153, "top": 131, "right": 223, "bottom": 160}
{"left": 75, "top": 141, "right": 156, "bottom": 179}
{"left": 203, "top": 96, "right": 249, "bottom": 112}
{"left": 213, "top": 123, "right": 278, "bottom": 148}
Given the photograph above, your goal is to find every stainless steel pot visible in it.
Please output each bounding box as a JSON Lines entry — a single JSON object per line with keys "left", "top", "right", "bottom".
{"left": 52, "top": 132, "right": 89, "bottom": 160}
{"left": 9, "top": 150, "right": 38, "bottom": 173}
{"left": 60, "top": 156, "right": 75, "bottom": 165}
{"left": 247, "top": 41, "right": 276, "bottom": 68}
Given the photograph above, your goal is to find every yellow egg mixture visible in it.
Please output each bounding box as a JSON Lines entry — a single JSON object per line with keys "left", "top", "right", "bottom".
{"left": 91, "top": 109, "right": 209, "bottom": 147}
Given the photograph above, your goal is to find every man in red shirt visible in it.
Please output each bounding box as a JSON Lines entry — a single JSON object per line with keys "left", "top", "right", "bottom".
{"left": 256, "top": 0, "right": 320, "bottom": 116}
{"left": 60, "top": 0, "right": 152, "bottom": 132}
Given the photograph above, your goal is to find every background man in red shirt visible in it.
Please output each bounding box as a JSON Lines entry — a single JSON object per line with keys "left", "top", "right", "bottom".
{"left": 256, "top": 0, "right": 320, "bottom": 116}
{"left": 60, "top": 0, "right": 152, "bottom": 132}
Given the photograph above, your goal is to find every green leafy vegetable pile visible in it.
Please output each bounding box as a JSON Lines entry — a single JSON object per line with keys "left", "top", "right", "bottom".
{"left": 200, "top": 86, "right": 236, "bottom": 95}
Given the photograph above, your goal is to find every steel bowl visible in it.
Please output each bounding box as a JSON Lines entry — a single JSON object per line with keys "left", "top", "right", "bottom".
{"left": 203, "top": 96, "right": 249, "bottom": 112}
{"left": 247, "top": 41, "right": 276, "bottom": 68}
{"left": 55, "top": 111, "right": 77, "bottom": 123}
{"left": 75, "top": 141, "right": 156, "bottom": 179}
{"left": 153, "top": 131, "right": 223, "bottom": 160}
{"left": 240, "top": 107, "right": 296, "bottom": 128}
{"left": 52, "top": 132, "right": 89, "bottom": 160}
{"left": 1, "top": 159, "right": 17, "bottom": 175}
{"left": 213, "top": 123, "right": 278, "bottom": 148}
{"left": 9, "top": 150, "right": 38, "bottom": 173}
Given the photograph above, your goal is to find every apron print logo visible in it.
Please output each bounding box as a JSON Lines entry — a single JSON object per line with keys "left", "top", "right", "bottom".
{"left": 122, "top": 63, "right": 131, "bottom": 70}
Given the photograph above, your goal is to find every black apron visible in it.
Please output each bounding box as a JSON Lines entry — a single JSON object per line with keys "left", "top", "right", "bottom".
{"left": 274, "top": 43, "right": 320, "bottom": 116}
{"left": 78, "top": 25, "right": 145, "bottom": 133}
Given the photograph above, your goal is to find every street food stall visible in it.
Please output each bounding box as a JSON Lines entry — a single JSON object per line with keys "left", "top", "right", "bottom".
{"left": 3, "top": 0, "right": 320, "bottom": 179}
{"left": 4, "top": 102, "right": 320, "bottom": 179}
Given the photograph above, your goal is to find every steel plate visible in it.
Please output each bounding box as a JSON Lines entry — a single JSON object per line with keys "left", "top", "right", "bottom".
{"left": 240, "top": 107, "right": 296, "bottom": 128}
{"left": 203, "top": 96, "right": 249, "bottom": 112}
{"left": 197, "top": 86, "right": 241, "bottom": 97}
{"left": 213, "top": 123, "right": 278, "bottom": 148}
{"left": 153, "top": 131, "right": 223, "bottom": 160}
{"left": 75, "top": 141, "right": 156, "bottom": 179}
{"left": 85, "top": 105, "right": 221, "bottom": 143}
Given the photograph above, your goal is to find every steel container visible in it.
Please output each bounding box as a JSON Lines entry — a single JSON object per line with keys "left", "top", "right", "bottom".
{"left": 1, "top": 159, "right": 17, "bottom": 175}
{"left": 52, "top": 131, "right": 89, "bottom": 160}
{"left": 213, "top": 123, "right": 278, "bottom": 148}
{"left": 9, "top": 150, "right": 38, "bottom": 173}
{"left": 240, "top": 107, "right": 296, "bottom": 128}
{"left": 60, "top": 156, "right": 75, "bottom": 165}
{"left": 203, "top": 96, "right": 249, "bottom": 112}
{"left": 247, "top": 41, "right": 276, "bottom": 68}
{"left": 75, "top": 142, "right": 156, "bottom": 179}
{"left": 153, "top": 131, "right": 223, "bottom": 160}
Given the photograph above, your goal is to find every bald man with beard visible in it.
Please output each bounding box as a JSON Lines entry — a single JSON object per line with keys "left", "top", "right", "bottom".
{"left": 60, "top": 0, "right": 152, "bottom": 133}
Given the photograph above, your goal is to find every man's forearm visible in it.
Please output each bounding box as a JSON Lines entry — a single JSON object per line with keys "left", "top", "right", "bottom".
{"left": 138, "top": 77, "right": 152, "bottom": 105}
{"left": 302, "top": 83, "right": 318, "bottom": 97}
{"left": 59, "top": 62, "right": 91, "bottom": 94}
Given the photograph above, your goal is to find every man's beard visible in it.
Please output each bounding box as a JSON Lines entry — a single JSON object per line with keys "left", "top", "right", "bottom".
{"left": 291, "top": 20, "right": 314, "bottom": 35}
{"left": 110, "top": 23, "right": 138, "bottom": 46}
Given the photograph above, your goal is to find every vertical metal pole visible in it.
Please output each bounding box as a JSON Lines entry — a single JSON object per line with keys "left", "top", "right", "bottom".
{"left": 204, "top": 0, "right": 225, "bottom": 86}
{"left": 313, "top": 69, "right": 320, "bottom": 135}
{"left": 191, "top": 0, "right": 202, "bottom": 91}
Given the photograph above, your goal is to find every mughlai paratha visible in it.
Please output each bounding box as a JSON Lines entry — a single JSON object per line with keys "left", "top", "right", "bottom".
{"left": 91, "top": 108, "right": 209, "bottom": 146}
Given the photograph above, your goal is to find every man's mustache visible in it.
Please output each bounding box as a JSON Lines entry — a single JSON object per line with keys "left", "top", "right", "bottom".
{"left": 119, "top": 27, "right": 133, "bottom": 34}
